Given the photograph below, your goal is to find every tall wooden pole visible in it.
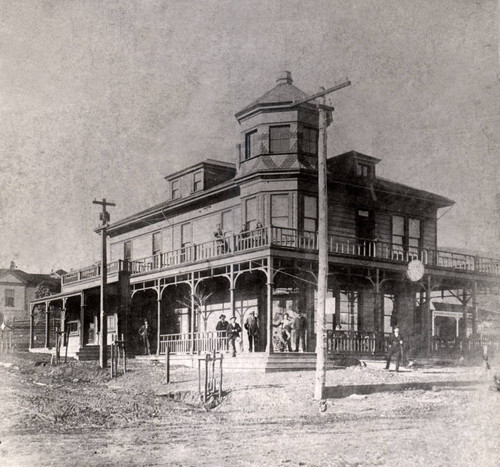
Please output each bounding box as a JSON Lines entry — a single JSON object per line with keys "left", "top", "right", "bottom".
{"left": 294, "top": 79, "right": 351, "bottom": 402}
{"left": 314, "top": 91, "right": 329, "bottom": 401}
{"left": 93, "top": 198, "right": 115, "bottom": 369}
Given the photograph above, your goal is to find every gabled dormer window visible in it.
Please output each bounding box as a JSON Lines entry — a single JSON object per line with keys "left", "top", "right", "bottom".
{"left": 357, "top": 162, "right": 372, "bottom": 178}
{"left": 193, "top": 170, "right": 203, "bottom": 192}
{"left": 269, "top": 125, "right": 290, "bottom": 153}
{"left": 171, "top": 179, "right": 180, "bottom": 199}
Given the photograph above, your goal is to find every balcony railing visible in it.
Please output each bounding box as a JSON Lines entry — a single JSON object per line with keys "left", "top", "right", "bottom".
{"left": 61, "top": 226, "right": 500, "bottom": 286}
{"left": 159, "top": 331, "right": 229, "bottom": 355}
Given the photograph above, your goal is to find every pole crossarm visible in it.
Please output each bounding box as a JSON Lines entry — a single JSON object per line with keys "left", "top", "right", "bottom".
{"left": 291, "top": 80, "right": 351, "bottom": 108}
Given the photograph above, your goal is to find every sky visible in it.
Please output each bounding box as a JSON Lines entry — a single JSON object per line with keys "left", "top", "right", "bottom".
{"left": 0, "top": 0, "right": 498, "bottom": 273}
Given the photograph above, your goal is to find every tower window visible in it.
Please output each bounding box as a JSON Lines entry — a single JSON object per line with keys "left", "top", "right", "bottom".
{"left": 245, "top": 130, "right": 258, "bottom": 160}
{"left": 269, "top": 125, "right": 290, "bottom": 153}
{"left": 301, "top": 127, "right": 318, "bottom": 155}
{"left": 357, "top": 163, "right": 372, "bottom": 177}
{"left": 193, "top": 171, "right": 203, "bottom": 192}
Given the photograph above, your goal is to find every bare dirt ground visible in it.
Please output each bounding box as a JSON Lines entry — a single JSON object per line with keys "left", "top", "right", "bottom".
{"left": 0, "top": 352, "right": 498, "bottom": 466}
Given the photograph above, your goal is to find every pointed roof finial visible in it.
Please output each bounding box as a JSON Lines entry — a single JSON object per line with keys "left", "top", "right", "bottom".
{"left": 276, "top": 71, "right": 293, "bottom": 85}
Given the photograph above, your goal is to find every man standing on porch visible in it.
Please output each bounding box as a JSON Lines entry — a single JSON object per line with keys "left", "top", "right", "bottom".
{"left": 245, "top": 311, "right": 259, "bottom": 352}
{"left": 138, "top": 319, "right": 151, "bottom": 355}
{"left": 294, "top": 311, "right": 307, "bottom": 352}
{"left": 216, "top": 314, "right": 229, "bottom": 335}
{"left": 227, "top": 317, "right": 242, "bottom": 357}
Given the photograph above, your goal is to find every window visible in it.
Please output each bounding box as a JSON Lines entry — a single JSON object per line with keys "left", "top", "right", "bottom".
{"left": 358, "top": 163, "right": 371, "bottom": 177}
{"left": 392, "top": 216, "right": 404, "bottom": 251}
{"left": 384, "top": 295, "right": 395, "bottom": 333}
{"left": 245, "top": 197, "right": 257, "bottom": 230}
{"left": 338, "top": 291, "right": 358, "bottom": 331}
{"left": 171, "top": 179, "right": 180, "bottom": 199}
{"left": 152, "top": 232, "right": 162, "bottom": 256}
{"left": 107, "top": 315, "right": 117, "bottom": 333}
{"left": 303, "top": 196, "right": 318, "bottom": 232}
{"left": 271, "top": 194, "right": 289, "bottom": 228}
{"left": 124, "top": 241, "right": 132, "bottom": 261}
{"left": 269, "top": 125, "right": 290, "bottom": 153}
{"left": 193, "top": 171, "right": 203, "bottom": 192}
{"left": 4, "top": 289, "right": 14, "bottom": 307}
{"left": 301, "top": 127, "right": 318, "bottom": 155}
{"left": 221, "top": 210, "right": 233, "bottom": 234}
{"left": 181, "top": 223, "right": 192, "bottom": 247}
{"left": 245, "top": 130, "right": 258, "bottom": 160}
{"left": 408, "top": 218, "right": 421, "bottom": 251}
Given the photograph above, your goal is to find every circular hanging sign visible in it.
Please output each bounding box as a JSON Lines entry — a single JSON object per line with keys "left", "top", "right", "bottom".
{"left": 406, "top": 259, "right": 425, "bottom": 282}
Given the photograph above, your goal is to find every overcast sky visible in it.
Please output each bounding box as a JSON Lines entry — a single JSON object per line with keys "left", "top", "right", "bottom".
{"left": 0, "top": 0, "right": 498, "bottom": 273}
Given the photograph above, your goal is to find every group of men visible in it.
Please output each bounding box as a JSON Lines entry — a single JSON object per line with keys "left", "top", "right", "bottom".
{"left": 216, "top": 311, "right": 259, "bottom": 357}
{"left": 216, "top": 310, "right": 309, "bottom": 357}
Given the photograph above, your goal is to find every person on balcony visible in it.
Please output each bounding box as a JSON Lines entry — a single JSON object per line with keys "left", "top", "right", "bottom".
{"left": 281, "top": 312, "right": 293, "bottom": 352}
{"left": 138, "top": 319, "right": 151, "bottom": 355}
{"left": 239, "top": 223, "right": 249, "bottom": 251}
{"left": 385, "top": 327, "right": 404, "bottom": 371}
{"left": 227, "top": 317, "right": 242, "bottom": 357}
{"left": 245, "top": 311, "right": 259, "bottom": 352}
{"left": 253, "top": 221, "right": 265, "bottom": 247}
{"left": 293, "top": 311, "right": 307, "bottom": 352}
{"left": 214, "top": 224, "right": 226, "bottom": 254}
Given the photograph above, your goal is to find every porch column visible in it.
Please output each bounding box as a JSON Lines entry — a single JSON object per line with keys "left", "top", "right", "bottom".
{"left": 190, "top": 276, "right": 195, "bottom": 354}
{"left": 266, "top": 260, "right": 273, "bottom": 354}
{"left": 424, "top": 276, "right": 432, "bottom": 356}
{"left": 431, "top": 311, "right": 435, "bottom": 337}
{"left": 29, "top": 304, "right": 34, "bottom": 349}
{"left": 230, "top": 264, "right": 235, "bottom": 319}
{"left": 44, "top": 302, "right": 50, "bottom": 348}
{"left": 462, "top": 289, "right": 468, "bottom": 338}
{"left": 80, "top": 292, "right": 86, "bottom": 348}
{"left": 471, "top": 281, "right": 478, "bottom": 336}
{"left": 455, "top": 317, "right": 460, "bottom": 337}
{"left": 156, "top": 296, "right": 161, "bottom": 355}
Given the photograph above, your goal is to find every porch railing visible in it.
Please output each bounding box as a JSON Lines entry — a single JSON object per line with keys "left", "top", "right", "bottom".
{"left": 159, "top": 331, "right": 229, "bottom": 355}
{"left": 62, "top": 227, "right": 500, "bottom": 286}
{"left": 431, "top": 335, "right": 499, "bottom": 356}
{"left": 327, "top": 331, "right": 390, "bottom": 355}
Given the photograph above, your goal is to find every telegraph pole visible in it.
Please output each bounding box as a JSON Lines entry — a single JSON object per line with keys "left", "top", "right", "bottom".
{"left": 93, "top": 198, "right": 116, "bottom": 369}
{"left": 292, "top": 79, "right": 351, "bottom": 401}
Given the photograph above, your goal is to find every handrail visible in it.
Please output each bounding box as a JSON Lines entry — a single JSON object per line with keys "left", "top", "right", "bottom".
{"left": 61, "top": 226, "right": 500, "bottom": 285}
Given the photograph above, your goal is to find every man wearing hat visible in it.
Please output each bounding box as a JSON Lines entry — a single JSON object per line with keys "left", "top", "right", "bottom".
{"left": 216, "top": 314, "right": 229, "bottom": 337}
{"left": 227, "top": 316, "right": 242, "bottom": 357}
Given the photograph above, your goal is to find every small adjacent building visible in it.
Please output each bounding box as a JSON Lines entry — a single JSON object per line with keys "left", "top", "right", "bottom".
{"left": 30, "top": 71, "right": 499, "bottom": 362}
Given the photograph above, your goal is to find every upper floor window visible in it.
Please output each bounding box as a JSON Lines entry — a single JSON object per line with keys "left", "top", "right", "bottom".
{"left": 4, "top": 289, "right": 14, "bottom": 307}
{"left": 171, "top": 179, "right": 180, "bottom": 200}
{"left": 271, "top": 194, "right": 289, "bottom": 228}
{"left": 408, "top": 218, "right": 421, "bottom": 251}
{"left": 152, "top": 232, "right": 162, "bottom": 256}
{"left": 124, "top": 241, "right": 132, "bottom": 261}
{"left": 303, "top": 195, "right": 318, "bottom": 232}
{"left": 301, "top": 127, "right": 318, "bottom": 155}
{"left": 357, "top": 163, "right": 372, "bottom": 177}
{"left": 269, "top": 125, "right": 290, "bottom": 154}
{"left": 392, "top": 216, "right": 405, "bottom": 250}
{"left": 245, "top": 197, "right": 257, "bottom": 230}
{"left": 392, "top": 216, "right": 421, "bottom": 252}
{"left": 193, "top": 171, "right": 203, "bottom": 192}
{"left": 245, "top": 130, "right": 258, "bottom": 160}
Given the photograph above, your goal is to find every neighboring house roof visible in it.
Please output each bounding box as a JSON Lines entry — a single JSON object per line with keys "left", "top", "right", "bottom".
{"left": 0, "top": 269, "right": 60, "bottom": 290}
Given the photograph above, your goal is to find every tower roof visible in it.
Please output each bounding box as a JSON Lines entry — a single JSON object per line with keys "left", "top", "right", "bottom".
{"left": 235, "top": 71, "right": 313, "bottom": 121}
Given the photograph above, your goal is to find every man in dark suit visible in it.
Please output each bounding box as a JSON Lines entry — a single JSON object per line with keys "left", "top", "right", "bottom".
{"left": 244, "top": 311, "right": 259, "bottom": 352}
{"left": 294, "top": 311, "right": 307, "bottom": 352}
{"left": 385, "top": 327, "right": 404, "bottom": 371}
{"left": 227, "top": 317, "right": 242, "bottom": 357}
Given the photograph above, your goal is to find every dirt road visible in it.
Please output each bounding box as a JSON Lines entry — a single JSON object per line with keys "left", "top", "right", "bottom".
{"left": 0, "top": 353, "right": 498, "bottom": 466}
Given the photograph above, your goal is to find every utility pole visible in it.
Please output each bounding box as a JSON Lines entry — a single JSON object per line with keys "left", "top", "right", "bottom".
{"left": 292, "top": 79, "right": 351, "bottom": 401}
{"left": 93, "top": 198, "right": 116, "bottom": 369}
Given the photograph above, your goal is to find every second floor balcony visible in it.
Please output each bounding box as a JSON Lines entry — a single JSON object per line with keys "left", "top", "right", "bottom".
{"left": 61, "top": 226, "right": 500, "bottom": 288}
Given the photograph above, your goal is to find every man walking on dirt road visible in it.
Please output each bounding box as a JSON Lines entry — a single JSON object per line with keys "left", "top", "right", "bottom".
{"left": 385, "top": 327, "right": 404, "bottom": 371}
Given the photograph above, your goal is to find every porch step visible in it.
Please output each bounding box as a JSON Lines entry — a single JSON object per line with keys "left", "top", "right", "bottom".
{"left": 76, "top": 345, "right": 112, "bottom": 361}
{"left": 165, "top": 352, "right": 342, "bottom": 373}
